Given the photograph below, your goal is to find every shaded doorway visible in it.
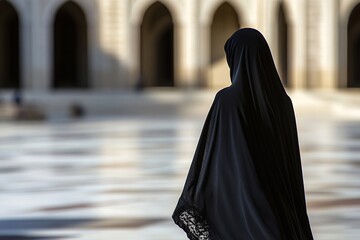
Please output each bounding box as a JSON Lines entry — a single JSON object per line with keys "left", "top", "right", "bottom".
{"left": 0, "top": 0, "right": 20, "bottom": 89}
{"left": 140, "top": 2, "right": 174, "bottom": 87}
{"left": 53, "top": 1, "right": 88, "bottom": 89}
{"left": 348, "top": 4, "right": 360, "bottom": 88}
{"left": 210, "top": 2, "right": 240, "bottom": 88}
{"left": 278, "top": 2, "right": 289, "bottom": 87}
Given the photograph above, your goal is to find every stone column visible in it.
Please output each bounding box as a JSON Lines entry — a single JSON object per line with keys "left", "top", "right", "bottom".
{"left": 13, "top": 0, "right": 32, "bottom": 90}
{"left": 338, "top": 0, "right": 352, "bottom": 88}
{"left": 128, "top": 20, "right": 140, "bottom": 89}
{"left": 97, "top": 0, "right": 124, "bottom": 88}
{"left": 199, "top": 23, "right": 210, "bottom": 88}
{"left": 305, "top": 0, "right": 322, "bottom": 88}
{"left": 319, "top": 0, "right": 339, "bottom": 89}
{"left": 177, "top": 0, "right": 200, "bottom": 88}
{"left": 30, "top": 0, "right": 50, "bottom": 91}
{"left": 291, "top": 0, "right": 307, "bottom": 89}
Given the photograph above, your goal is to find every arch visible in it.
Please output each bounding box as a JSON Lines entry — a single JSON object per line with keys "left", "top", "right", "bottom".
{"left": 277, "top": 2, "right": 290, "bottom": 87}
{"left": 140, "top": 1, "right": 174, "bottom": 87}
{"left": 209, "top": 2, "right": 240, "bottom": 88}
{"left": 130, "top": 0, "right": 182, "bottom": 26}
{"left": 53, "top": 1, "right": 88, "bottom": 89}
{"left": 348, "top": 3, "right": 360, "bottom": 87}
{"left": 46, "top": 0, "right": 97, "bottom": 28}
{"left": 201, "top": 0, "right": 245, "bottom": 26}
{"left": 0, "top": 0, "right": 20, "bottom": 89}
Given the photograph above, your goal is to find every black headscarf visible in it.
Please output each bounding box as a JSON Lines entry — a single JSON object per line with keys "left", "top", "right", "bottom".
{"left": 172, "top": 28, "right": 314, "bottom": 240}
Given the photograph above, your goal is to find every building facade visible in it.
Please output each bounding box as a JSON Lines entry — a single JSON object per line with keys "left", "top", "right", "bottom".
{"left": 0, "top": 0, "right": 358, "bottom": 91}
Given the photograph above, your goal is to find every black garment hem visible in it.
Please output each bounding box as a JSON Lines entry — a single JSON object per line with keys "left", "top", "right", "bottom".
{"left": 172, "top": 195, "right": 220, "bottom": 240}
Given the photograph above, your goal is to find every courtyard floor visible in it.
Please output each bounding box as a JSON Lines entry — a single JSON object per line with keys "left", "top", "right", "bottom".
{"left": 0, "top": 90, "right": 359, "bottom": 240}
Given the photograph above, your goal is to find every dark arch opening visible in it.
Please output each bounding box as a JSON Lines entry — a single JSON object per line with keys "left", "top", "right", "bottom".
{"left": 278, "top": 2, "right": 289, "bottom": 87}
{"left": 348, "top": 4, "right": 360, "bottom": 88}
{"left": 210, "top": 2, "right": 240, "bottom": 87}
{"left": 53, "top": 1, "right": 88, "bottom": 89}
{"left": 140, "top": 1, "right": 174, "bottom": 87}
{"left": 0, "top": 0, "right": 20, "bottom": 89}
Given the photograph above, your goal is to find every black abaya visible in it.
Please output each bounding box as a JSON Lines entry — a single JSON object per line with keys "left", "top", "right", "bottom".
{"left": 171, "top": 28, "right": 314, "bottom": 239}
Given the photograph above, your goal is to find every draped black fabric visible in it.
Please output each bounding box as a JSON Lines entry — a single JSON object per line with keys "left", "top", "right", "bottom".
{"left": 171, "top": 28, "right": 314, "bottom": 240}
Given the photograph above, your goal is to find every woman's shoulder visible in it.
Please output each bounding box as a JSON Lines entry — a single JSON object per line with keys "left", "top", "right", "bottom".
{"left": 283, "top": 94, "right": 293, "bottom": 108}
{"left": 214, "top": 86, "right": 231, "bottom": 101}
{"left": 212, "top": 86, "right": 237, "bottom": 111}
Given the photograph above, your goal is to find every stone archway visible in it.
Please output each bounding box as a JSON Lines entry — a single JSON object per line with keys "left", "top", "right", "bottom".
{"left": 0, "top": 0, "right": 20, "bottom": 89}
{"left": 140, "top": 2, "right": 174, "bottom": 87}
{"left": 210, "top": 2, "right": 240, "bottom": 88}
{"left": 278, "top": 2, "right": 290, "bottom": 87}
{"left": 348, "top": 3, "right": 360, "bottom": 88}
{"left": 53, "top": 1, "right": 88, "bottom": 89}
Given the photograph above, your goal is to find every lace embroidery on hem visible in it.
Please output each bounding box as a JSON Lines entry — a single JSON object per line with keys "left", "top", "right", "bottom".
{"left": 179, "top": 209, "right": 211, "bottom": 240}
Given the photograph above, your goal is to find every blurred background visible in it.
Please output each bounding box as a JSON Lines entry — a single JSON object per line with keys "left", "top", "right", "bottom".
{"left": 0, "top": 0, "right": 359, "bottom": 239}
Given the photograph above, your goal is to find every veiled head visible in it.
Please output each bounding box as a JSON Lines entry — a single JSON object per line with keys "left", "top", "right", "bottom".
{"left": 224, "top": 28, "right": 273, "bottom": 84}
{"left": 223, "top": 28, "right": 287, "bottom": 105}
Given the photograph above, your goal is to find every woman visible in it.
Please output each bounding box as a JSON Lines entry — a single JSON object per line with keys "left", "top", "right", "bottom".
{"left": 172, "top": 28, "right": 314, "bottom": 239}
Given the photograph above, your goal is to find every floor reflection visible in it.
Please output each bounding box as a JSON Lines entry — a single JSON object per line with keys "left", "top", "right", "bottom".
{"left": 0, "top": 92, "right": 359, "bottom": 240}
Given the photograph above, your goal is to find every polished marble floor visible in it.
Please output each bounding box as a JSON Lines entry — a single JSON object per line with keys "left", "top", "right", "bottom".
{"left": 0, "top": 91, "right": 359, "bottom": 239}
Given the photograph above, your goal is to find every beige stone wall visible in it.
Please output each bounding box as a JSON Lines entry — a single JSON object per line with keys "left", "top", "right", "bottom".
{"left": 2, "top": 0, "right": 359, "bottom": 91}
